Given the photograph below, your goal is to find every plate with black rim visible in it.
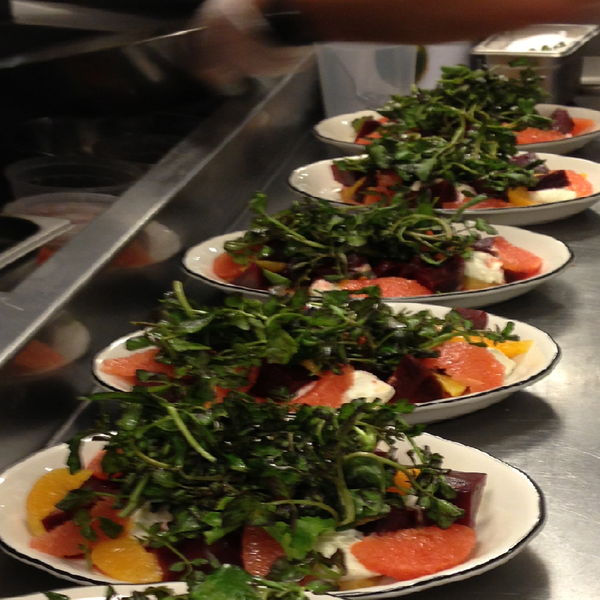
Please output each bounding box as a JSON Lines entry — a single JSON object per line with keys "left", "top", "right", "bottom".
{"left": 0, "top": 434, "right": 545, "bottom": 597}
{"left": 181, "top": 227, "right": 573, "bottom": 309}
{"left": 91, "top": 302, "right": 560, "bottom": 425}
{"left": 312, "top": 104, "right": 600, "bottom": 156}
{"left": 288, "top": 152, "right": 600, "bottom": 227}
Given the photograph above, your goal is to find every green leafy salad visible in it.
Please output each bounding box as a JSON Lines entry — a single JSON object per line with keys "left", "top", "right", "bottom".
{"left": 117, "top": 282, "right": 515, "bottom": 396}
{"left": 339, "top": 63, "right": 552, "bottom": 203}
{"left": 67, "top": 388, "right": 460, "bottom": 588}
{"left": 216, "top": 194, "right": 496, "bottom": 293}
{"left": 374, "top": 62, "right": 550, "bottom": 142}
{"left": 52, "top": 287, "right": 503, "bottom": 588}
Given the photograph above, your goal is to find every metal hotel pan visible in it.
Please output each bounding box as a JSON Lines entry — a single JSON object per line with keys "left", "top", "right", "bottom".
{"left": 0, "top": 24, "right": 218, "bottom": 117}
{"left": 472, "top": 24, "right": 600, "bottom": 105}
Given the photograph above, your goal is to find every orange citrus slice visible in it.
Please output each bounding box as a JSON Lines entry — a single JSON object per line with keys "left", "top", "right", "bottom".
{"left": 91, "top": 537, "right": 163, "bottom": 583}
{"left": 26, "top": 468, "right": 92, "bottom": 536}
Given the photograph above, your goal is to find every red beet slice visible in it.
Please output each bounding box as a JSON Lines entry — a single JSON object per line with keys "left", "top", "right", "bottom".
{"left": 533, "top": 170, "right": 570, "bottom": 191}
{"left": 360, "top": 507, "right": 422, "bottom": 535}
{"left": 41, "top": 509, "right": 72, "bottom": 532}
{"left": 231, "top": 262, "right": 268, "bottom": 290}
{"left": 453, "top": 308, "right": 488, "bottom": 329}
{"left": 414, "top": 255, "right": 465, "bottom": 294}
{"left": 443, "top": 470, "right": 487, "bottom": 528}
{"left": 354, "top": 118, "right": 382, "bottom": 141}
{"left": 427, "top": 180, "right": 457, "bottom": 205}
{"left": 387, "top": 355, "right": 444, "bottom": 404}
{"left": 550, "top": 108, "right": 575, "bottom": 134}
{"left": 249, "top": 363, "right": 317, "bottom": 398}
{"left": 331, "top": 163, "right": 359, "bottom": 187}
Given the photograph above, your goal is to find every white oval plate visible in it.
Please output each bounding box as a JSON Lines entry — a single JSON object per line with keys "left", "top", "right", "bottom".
{"left": 4, "top": 583, "right": 189, "bottom": 600}
{"left": 181, "top": 228, "right": 573, "bottom": 309}
{"left": 4, "top": 584, "right": 336, "bottom": 600}
{"left": 519, "top": 104, "right": 600, "bottom": 155}
{"left": 288, "top": 153, "right": 600, "bottom": 227}
{"left": 313, "top": 110, "right": 382, "bottom": 155}
{"left": 0, "top": 434, "right": 545, "bottom": 597}
{"left": 92, "top": 304, "right": 560, "bottom": 425}
{"left": 313, "top": 104, "right": 600, "bottom": 156}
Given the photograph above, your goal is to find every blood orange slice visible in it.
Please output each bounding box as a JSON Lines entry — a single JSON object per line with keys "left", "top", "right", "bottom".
{"left": 213, "top": 252, "right": 246, "bottom": 281}
{"left": 421, "top": 341, "right": 505, "bottom": 394}
{"left": 516, "top": 128, "right": 564, "bottom": 144}
{"left": 242, "top": 526, "right": 285, "bottom": 577}
{"left": 571, "top": 117, "right": 596, "bottom": 137}
{"left": 89, "top": 497, "right": 130, "bottom": 542}
{"left": 340, "top": 277, "right": 432, "bottom": 297}
{"left": 492, "top": 236, "right": 542, "bottom": 280}
{"left": 86, "top": 451, "right": 108, "bottom": 480}
{"left": 29, "top": 520, "right": 87, "bottom": 557}
{"left": 565, "top": 170, "right": 593, "bottom": 198}
{"left": 350, "top": 524, "right": 477, "bottom": 581}
{"left": 290, "top": 365, "right": 354, "bottom": 408}
{"left": 101, "top": 349, "right": 175, "bottom": 380}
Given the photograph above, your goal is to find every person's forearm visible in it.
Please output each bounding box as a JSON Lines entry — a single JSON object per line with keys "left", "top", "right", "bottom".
{"left": 260, "top": 0, "right": 600, "bottom": 45}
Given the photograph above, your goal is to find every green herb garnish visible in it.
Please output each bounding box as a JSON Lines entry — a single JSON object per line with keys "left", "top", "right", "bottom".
{"left": 222, "top": 194, "right": 495, "bottom": 290}
{"left": 124, "top": 283, "right": 515, "bottom": 394}
{"left": 343, "top": 63, "right": 551, "bottom": 202}
{"left": 67, "top": 389, "right": 462, "bottom": 584}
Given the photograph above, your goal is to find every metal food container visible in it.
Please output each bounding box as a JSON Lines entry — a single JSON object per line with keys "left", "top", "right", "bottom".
{"left": 472, "top": 24, "right": 600, "bottom": 104}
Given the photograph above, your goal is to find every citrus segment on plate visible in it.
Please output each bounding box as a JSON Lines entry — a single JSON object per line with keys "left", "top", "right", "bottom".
{"left": 91, "top": 537, "right": 163, "bottom": 583}
{"left": 314, "top": 105, "right": 600, "bottom": 156}
{"left": 183, "top": 227, "right": 572, "bottom": 308}
{"left": 29, "top": 521, "right": 87, "bottom": 558}
{"left": 421, "top": 342, "right": 505, "bottom": 394}
{"left": 93, "top": 303, "right": 560, "bottom": 425}
{"left": 100, "top": 349, "right": 175, "bottom": 382}
{"left": 338, "top": 277, "right": 433, "bottom": 297}
{"left": 289, "top": 365, "right": 354, "bottom": 408}
{"left": 351, "top": 524, "right": 477, "bottom": 581}
{"left": 26, "top": 468, "right": 92, "bottom": 536}
{"left": 493, "top": 236, "right": 543, "bottom": 279}
{"left": 289, "top": 153, "right": 600, "bottom": 227}
{"left": 0, "top": 435, "right": 546, "bottom": 593}
{"left": 242, "top": 526, "right": 286, "bottom": 577}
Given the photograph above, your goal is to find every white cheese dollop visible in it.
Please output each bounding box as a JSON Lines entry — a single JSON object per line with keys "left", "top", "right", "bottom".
{"left": 342, "top": 370, "right": 395, "bottom": 404}
{"left": 309, "top": 279, "right": 340, "bottom": 294}
{"left": 529, "top": 188, "right": 577, "bottom": 204}
{"left": 131, "top": 503, "right": 173, "bottom": 539}
{"left": 487, "top": 347, "right": 516, "bottom": 377}
{"left": 464, "top": 251, "right": 505, "bottom": 285}
{"left": 454, "top": 184, "right": 477, "bottom": 203}
{"left": 314, "top": 529, "right": 380, "bottom": 581}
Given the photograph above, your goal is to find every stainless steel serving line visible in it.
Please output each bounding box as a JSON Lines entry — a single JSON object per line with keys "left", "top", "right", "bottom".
{"left": 3, "top": 52, "right": 600, "bottom": 600}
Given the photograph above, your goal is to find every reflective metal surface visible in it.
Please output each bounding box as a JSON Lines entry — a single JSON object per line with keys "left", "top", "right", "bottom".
{"left": 472, "top": 25, "right": 600, "bottom": 103}
{"left": 0, "top": 22, "right": 217, "bottom": 117}
{"left": 1, "top": 61, "right": 600, "bottom": 600}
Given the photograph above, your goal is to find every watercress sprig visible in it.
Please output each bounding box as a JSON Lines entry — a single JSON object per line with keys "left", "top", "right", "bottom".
{"left": 123, "top": 283, "right": 516, "bottom": 394}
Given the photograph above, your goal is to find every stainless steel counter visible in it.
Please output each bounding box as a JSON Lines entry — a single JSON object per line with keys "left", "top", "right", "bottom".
{"left": 2, "top": 67, "right": 600, "bottom": 599}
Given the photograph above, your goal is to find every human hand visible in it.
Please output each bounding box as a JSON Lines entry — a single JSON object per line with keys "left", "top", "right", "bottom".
{"left": 183, "top": 0, "right": 311, "bottom": 94}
